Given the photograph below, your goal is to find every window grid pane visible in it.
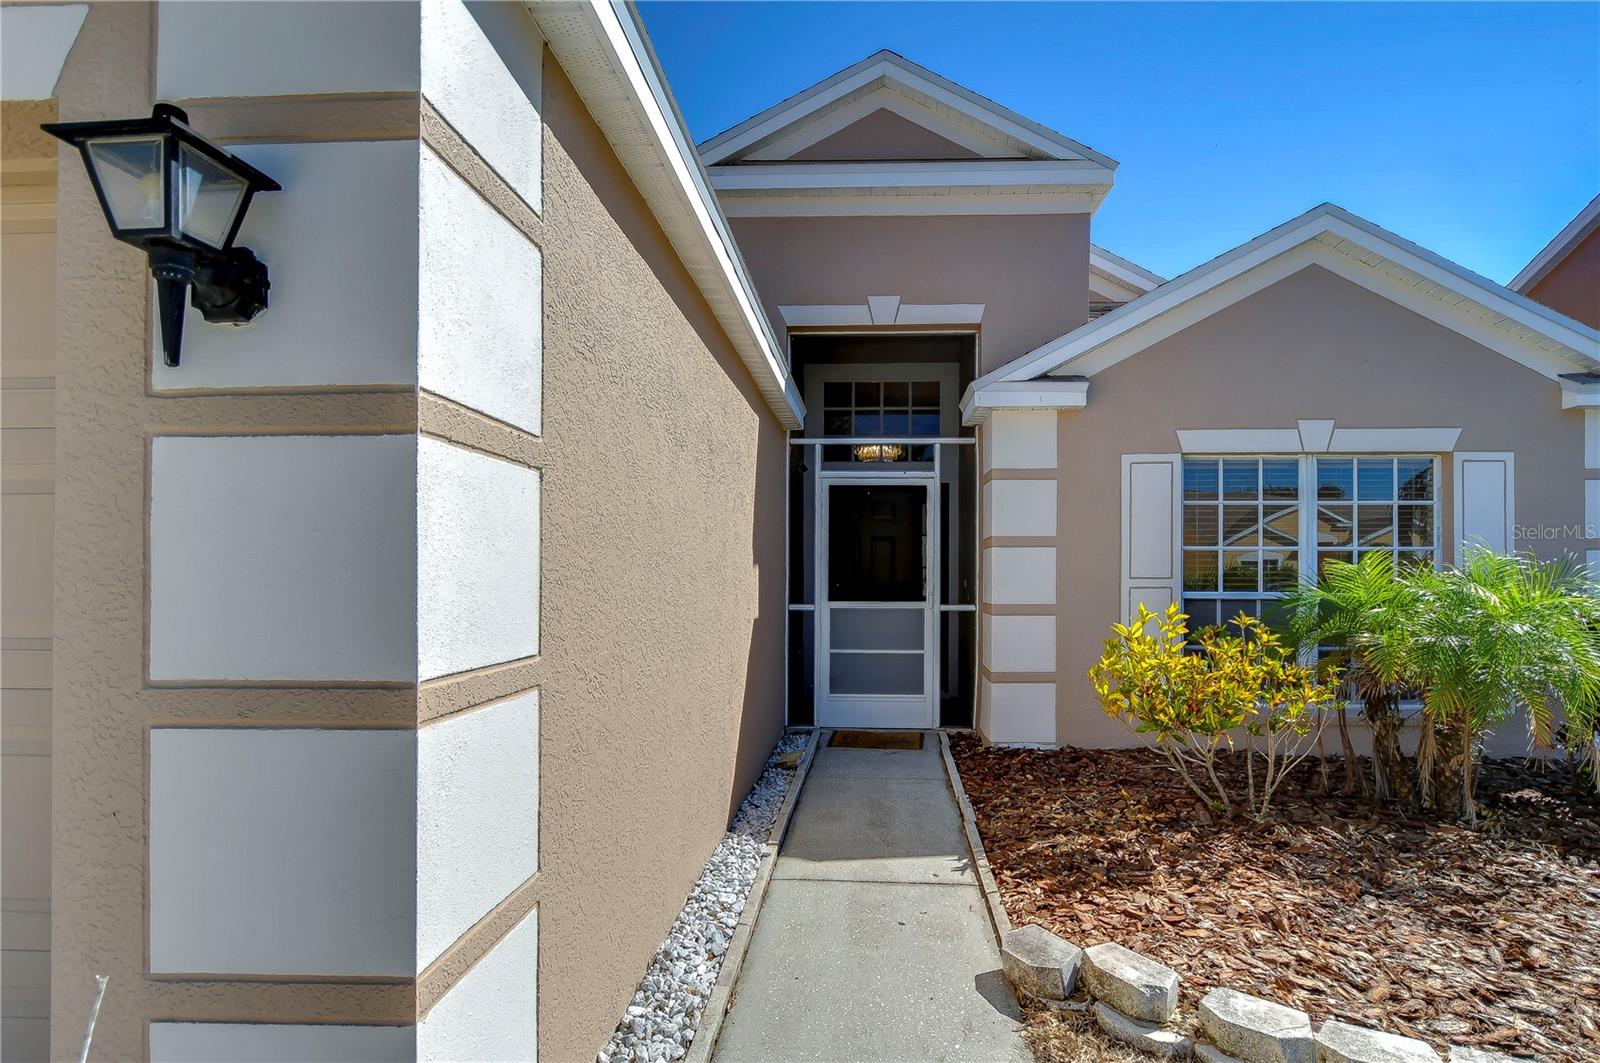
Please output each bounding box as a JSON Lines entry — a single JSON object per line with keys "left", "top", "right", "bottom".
{"left": 1182, "top": 456, "right": 1301, "bottom": 632}
{"left": 1314, "top": 457, "right": 1436, "bottom": 579}
{"left": 821, "top": 378, "right": 945, "bottom": 462}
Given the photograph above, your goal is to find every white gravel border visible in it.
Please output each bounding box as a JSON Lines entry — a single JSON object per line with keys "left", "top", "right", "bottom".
{"left": 599, "top": 730, "right": 817, "bottom": 1063}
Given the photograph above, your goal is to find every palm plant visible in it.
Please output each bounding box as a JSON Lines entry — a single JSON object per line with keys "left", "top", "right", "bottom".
{"left": 1281, "top": 552, "right": 1424, "bottom": 802}
{"left": 1406, "top": 548, "right": 1600, "bottom": 823}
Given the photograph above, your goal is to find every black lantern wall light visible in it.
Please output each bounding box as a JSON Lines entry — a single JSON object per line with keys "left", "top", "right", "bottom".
{"left": 43, "top": 104, "right": 281, "bottom": 367}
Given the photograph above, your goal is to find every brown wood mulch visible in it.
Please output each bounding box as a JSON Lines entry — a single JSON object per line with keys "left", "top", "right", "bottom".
{"left": 950, "top": 735, "right": 1600, "bottom": 1063}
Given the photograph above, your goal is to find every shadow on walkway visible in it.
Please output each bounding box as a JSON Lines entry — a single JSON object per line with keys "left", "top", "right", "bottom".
{"left": 712, "top": 736, "right": 1029, "bottom": 1063}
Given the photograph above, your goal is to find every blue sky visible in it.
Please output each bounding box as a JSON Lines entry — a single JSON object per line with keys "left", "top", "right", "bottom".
{"left": 638, "top": 2, "right": 1600, "bottom": 284}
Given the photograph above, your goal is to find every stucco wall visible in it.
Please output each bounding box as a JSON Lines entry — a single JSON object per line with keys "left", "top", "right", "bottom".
{"left": 730, "top": 212, "right": 1090, "bottom": 374}
{"left": 531, "top": 58, "right": 788, "bottom": 1062}
{"left": 1527, "top": 226, "right": 1600, "bottom": 330}
{"left": 1043, "top": 264, "right": 1587, "bottom": 749}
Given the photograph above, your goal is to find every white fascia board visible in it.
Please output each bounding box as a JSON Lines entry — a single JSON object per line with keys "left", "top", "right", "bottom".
{"left": 698, "top": 50, "right": 1117, "bottom": 169}
{"left": 1315, "top": 209, "right": 1600, "bottom": 353}
{"left": 708, "top": 159, "right": 1113, "bottom": 192}
{"left": 978, "top": 202, "right": 1600, "bottom": 391}
{"left": 718, "top": 192, "right": 1096, "bottom": 218}
{"left": 1560, "top": 377, "right": 1600, "bottom": 409}
{"left": 960, "top": 379, "right": 1088, "bottom": 426}
{"left": 529, "top": 1, "right": 802, "bottom": 429}
{"left": 1089, "top": 244, "right": 1164, "bottom": 294}
{"left": 1, "top": 4, "right": 88, "bottom": 100}
{"left": 1510, "top": 194, "right": 1600, "bottom": 293}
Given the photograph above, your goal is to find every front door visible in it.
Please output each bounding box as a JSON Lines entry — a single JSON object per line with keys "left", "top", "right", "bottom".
{"left": 818, "top": 480, "right": 934, "bottom": 729}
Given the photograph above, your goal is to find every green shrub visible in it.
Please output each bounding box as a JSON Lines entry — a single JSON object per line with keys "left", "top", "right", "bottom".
{"left": 1089, "top": 603, "right": 1337, "bottom": 821}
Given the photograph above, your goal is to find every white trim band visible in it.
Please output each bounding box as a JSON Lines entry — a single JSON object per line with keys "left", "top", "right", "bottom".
{"left": 1174, "top": 421, "right": 1463, "bottom": 454}
{"left": 779, "top": 298, "right": 985, "bottom": 328}
{"left": 961, "top": 380, "right": 1087, "bottom": 426}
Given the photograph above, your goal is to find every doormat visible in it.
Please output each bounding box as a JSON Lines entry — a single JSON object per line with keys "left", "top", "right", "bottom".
{"left": 829, "top": 730, "right": 925, "bottom": 750}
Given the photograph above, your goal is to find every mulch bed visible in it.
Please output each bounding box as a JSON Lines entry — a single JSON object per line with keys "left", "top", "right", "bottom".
{"left": 950, "top": 735, "right": 1600, "bottom": 1063}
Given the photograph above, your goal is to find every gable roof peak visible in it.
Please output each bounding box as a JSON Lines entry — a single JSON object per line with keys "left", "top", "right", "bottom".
{"left": 698, "top": 48, "right": 1116, "bottom": 170}
{"left": 962, "top": 200, "right": 1600, "bottom": 418}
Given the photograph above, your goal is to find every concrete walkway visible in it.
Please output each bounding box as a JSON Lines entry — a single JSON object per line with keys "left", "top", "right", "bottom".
{"left": 712, "top": 735, "right": 1029, "bottom": 1063}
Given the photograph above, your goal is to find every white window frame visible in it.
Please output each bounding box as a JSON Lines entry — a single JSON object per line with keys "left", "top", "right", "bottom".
{"left": 1179, "top": 454, "right": 1443, "bottom": 628}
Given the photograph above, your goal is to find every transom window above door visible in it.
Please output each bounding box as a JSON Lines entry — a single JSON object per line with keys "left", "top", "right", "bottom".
{"left": 822, "top": 380, "right": 941, "bottom": 462}
{"left": 1181, "top": 455, "right": 1438, "bottom": 629}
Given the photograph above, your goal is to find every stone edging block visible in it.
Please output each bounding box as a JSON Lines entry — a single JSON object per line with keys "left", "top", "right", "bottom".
{"left": 1199, "top": 987, "right": 1315, "bottom": 1063}
{"left": 1093, "top": 1001, "right": 1194, "bottom": 1060}
{"left": 1083, "top": 941, "right": 1180, "bottom": 1023}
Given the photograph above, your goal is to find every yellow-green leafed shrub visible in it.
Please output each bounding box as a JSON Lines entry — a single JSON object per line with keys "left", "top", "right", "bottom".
{"left": 1088, "top": 603, "right": 1339, "bottom": 820}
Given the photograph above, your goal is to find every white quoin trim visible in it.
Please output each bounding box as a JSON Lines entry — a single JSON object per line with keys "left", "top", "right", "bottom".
{"left": 0, "top": 4, "right": 87, "bottom": 100}
{"left": 961, "top": 380, "right": 1087, "bottom": 426}
{"left": 1174, "top": 421, "right": 1463, "bottom": 454}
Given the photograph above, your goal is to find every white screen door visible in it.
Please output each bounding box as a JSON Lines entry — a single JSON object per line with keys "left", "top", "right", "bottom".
{"left": 817, "top": 479, "right": 935, "bottom": 728}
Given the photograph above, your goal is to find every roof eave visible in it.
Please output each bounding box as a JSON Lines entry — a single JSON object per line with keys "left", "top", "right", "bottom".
{"left": 1510, "top": 193, "right": 1600, "bottom": 294}
{"left": 990, "top": 204, "right": 1600, "bottom": 385}
{"left": 529, "top": 0, "right": 803, "bottom": 430}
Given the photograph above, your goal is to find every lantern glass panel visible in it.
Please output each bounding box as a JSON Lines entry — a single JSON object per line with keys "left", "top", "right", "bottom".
{"left": 177, "top": 143, "right": 248, "bottom": 250}
{"left": 86, "top": 135, "right": 166, "bottom": 232}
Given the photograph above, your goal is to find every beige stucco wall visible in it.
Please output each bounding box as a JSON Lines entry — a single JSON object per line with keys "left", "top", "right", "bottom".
{"left": 789, "top": 108, "right": 983, "bottom": 161}
{"left": 530, "top": 58, "right": 787, "bottom": 1061}
{"left": 1527, "top": 226, "right": 1600, "bottom": 330}
{"left": 1043, "top": 263, "right": 1588, "bottom": 748}
{"left": 730, "top": 212, "right": 1091, "bottom": 374}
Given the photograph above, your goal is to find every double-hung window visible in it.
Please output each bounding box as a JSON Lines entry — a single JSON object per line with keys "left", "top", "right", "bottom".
{"left": 1181, "top": 455, "right": 1438, "bottom": 630}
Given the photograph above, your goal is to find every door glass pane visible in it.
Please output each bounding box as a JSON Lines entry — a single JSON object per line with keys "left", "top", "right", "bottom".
{"left": 831, "top": 651, "right": 923, "bottom": 695}
{"left": 828, "top": 485, "right": 924, "bottom": 601}
{"left": 831, "top": 608, "right": 923, "bottom": 651}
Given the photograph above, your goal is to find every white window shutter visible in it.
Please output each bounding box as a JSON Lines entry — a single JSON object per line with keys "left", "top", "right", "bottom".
{"left": 1121, "top": 454, "right": 1182, "bottom": 622}
{"left": 1452, "top": 452, "right": 1514, "bottom": 560}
